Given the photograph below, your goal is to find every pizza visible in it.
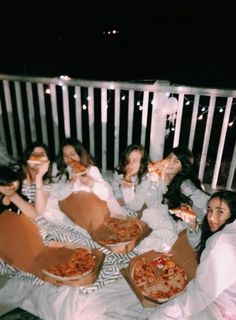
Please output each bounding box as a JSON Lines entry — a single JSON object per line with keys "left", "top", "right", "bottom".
{"left": 42, "top": 247, "right": 96, "bottom": 280}
{"left": 99, "top": 217, "right": 142, "bottom": 246}
{"left": 169, "top": 204, "right": 196, "bottom": 219}
{"left": 131, "top": 255, "right": 188, "bottom": 303}
{"left": 27, "top": 154, "right": 47, "bottom": 165}
{"left": 69, "top": 159, "right": 87, "bottom": 174}
{"left": 148, "top": 159, "right": 169, "bottom": 177}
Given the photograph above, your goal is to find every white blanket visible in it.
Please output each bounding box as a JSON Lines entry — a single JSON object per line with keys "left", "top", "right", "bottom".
{"left": 0, "top": 199, "right": 223, "bottom": 320}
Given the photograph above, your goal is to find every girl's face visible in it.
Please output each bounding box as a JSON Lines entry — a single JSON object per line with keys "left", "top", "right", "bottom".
{"left": 28, "top": 147, "right": 48, "bottom": 169}
{"left": 63, "top": 145, "right": 80, "bottom": 166}
{"left": 126, "top": 150, "right": 142, "bottom": 176}
{"left": 207, "top": 197, "right": 231, "bottom": 232}
{"left": 0, "top": 181, "right": 20, "bottom": 196}
{"left": 165, "top": 154, "right": 182, "bottom": 176}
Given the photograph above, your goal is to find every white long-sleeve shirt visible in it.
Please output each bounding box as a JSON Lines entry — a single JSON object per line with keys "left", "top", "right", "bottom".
{"left": 148, "top": 219, "right": 236, "bottom": 319}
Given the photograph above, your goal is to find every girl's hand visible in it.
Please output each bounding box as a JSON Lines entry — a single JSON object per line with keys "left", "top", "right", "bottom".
{"left": 175, "top": 210, "right": 197, "bottom": 230}
{"left": 36, "top": 160, "right": 50, "bottom": 178}
{"left": 77, "top": 172, "right": 94, "bottom": 187}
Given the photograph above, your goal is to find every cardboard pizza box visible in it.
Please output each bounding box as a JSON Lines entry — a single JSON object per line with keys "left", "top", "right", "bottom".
{"left": 121, "top": 230, "right": 198, "bottom": 307}
{"left": 0, "top": 211, "right": 105, "bottom": 287}
{"left": 59, "top": 192, "right": 152, "bottom": 254}
{"left": 92, "top": 217, "right": 152, "bottom": 254}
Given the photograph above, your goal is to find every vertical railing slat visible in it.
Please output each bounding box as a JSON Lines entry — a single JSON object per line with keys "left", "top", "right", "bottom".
{"left": 26, "top": 82, "right": 37, "bottom": 142}
{"left": 62, "top": 85, "right": 70, "bottom": 137}
{"left": 140, "top": 91, "right": 149, "bottom": 146}
{"left": 188, "top": 94, "right": 200, "bottom": 150}
{"left": 88, "top": 87, "right": 95, "bottom": 155}
{"left": 101, "top": 88, "right": 107, "bottom": 172}
{"left": 75, "top": 86, "right": 82, "bottom": 141}
{"left": 37, "top": 83, "right": 48, "bottom": 145}
{"left": 49, "top": 84, "right": 59, "bottom": 154}
{"left": 127, "top": 90, "right": 134, "bottom": 145}
{"left": 114, "top": 89, "right": 120, "bottom": 167}
{"left": 198, "top": 96, "right": 216, "bottom": 181}
{"left": 3, "top": 80, "right": 17, "bottom": 156}
{"left": 211, "top": 97, "right": 233, "bottom": 190}
{"left": 227, "top": 140, "right": 236, "bottom": 190}
{"left": 14, "top": 81, "right": 26, "bottom": 151}
{"left": 173, "top": 93, "right": 184, "bottom": 147}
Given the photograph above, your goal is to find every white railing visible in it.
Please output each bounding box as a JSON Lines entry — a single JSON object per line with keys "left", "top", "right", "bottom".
{"left": 0, "top": 73, "right": 235, "bottom": 190}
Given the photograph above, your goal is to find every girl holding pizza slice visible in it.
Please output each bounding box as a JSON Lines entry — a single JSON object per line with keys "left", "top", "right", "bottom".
{"left": 149, "top": 189, "right": 236, "bottom": 320}
{"left": 19, "top": 141, "right": 53, "bottom": 215}
{"left": 160, "top": 146, "right": 210, "bottom": 235}
{"left": 53, "top": 137, "right": 125, "bottom": 217}
{"left": 111, "top": 144, "right": 166, "bottom": 217}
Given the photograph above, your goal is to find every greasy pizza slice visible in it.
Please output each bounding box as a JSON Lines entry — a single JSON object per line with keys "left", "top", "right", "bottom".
{"left": 131, "top": 255, "right": 188, "bottom": 303}
{"left": 169, "top": 204, "right": 196, "bottom": 220}
{"left": 27, "top": 154, "right": 48, "bottom": 164}
{"left": 42, "top": 247, "right": 96, "bottom": 280}
{"left": 69, "top": 159, "right": 87, "bottom": 174}
{"left": 148, "top": 158, "right": 169, "bottom": 177}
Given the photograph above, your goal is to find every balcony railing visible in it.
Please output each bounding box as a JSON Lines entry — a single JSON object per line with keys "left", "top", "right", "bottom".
{"left": 0, "top": 73, "right": 235, "bottom": 190}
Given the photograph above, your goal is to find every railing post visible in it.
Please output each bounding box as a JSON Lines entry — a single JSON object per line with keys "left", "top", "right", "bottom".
{"left": 149, "top": 81, "right": 170, "bottom": 160}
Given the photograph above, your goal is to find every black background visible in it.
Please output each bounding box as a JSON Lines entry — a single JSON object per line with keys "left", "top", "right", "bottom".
{"left": 1, "top": 2, "right": 236, "bottom": 89}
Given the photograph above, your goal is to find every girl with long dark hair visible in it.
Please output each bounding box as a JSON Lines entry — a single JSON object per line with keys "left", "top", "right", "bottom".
{"left": 149, "top": 189, "right": 236, "bottom": 319}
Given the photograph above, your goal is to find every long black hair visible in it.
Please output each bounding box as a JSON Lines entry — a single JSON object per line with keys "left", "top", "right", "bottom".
{"left": 163, "top": 146, "right": 204, "bottom": 210}
{"left": 114, "top": 144, "right": 149, "bottom": 184}
{"left": 0, "top": 165, "right": 22, "bottom": 186}
{"left": 196, "top": 189, "right": 236, "bottom": 262}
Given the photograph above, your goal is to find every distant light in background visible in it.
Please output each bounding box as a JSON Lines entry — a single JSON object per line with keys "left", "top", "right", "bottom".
{"left": 102, "top": 29, "right": 120, "bottom": 36}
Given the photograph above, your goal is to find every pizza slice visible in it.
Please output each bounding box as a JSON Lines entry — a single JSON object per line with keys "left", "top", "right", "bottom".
{"left": 69, "top": 159, "right": 87, "bottom": 175}
{"left": 169, "top": 204, "right": 196, "bottom": 220}
{"left": 27, "top": 154, "right": 47, "bottom": 165}
{"left": 148, "top": 158, "right": 169, "bottom": 178}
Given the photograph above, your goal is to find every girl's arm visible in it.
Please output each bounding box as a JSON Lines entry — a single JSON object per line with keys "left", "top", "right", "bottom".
{"left": 8, "top": 193, "right": 37, "bottom": 219}
{"left": 34, "top": 160, "right": 51, "bottom": 214}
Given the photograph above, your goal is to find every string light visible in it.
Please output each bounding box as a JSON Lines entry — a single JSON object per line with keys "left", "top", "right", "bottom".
{"left": 184, "top": 96, "right": 236, "bottom": 126}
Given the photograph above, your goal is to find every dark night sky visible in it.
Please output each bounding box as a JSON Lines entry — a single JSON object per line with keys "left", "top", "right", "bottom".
{"left": 1, "top": 2, "right": 236, "bottom": 89}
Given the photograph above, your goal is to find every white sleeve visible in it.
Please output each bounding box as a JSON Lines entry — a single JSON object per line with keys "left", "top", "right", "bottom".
{"left": 89, "top": 166, "right": 113, "bottom": 201}
{"left": 149, "top": 233, "right": 236, "bottom": 319}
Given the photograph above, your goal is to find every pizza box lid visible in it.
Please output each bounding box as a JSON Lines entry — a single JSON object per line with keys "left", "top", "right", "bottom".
{"left": 121, "top": 231, "right": 198, "bottom": 307}
{"left": 92, "top": 217, "right": 152, "bottom": 254}
{"left": 0, "top": 211, "right": 105, "bottom": 287}
{"left": 59, "top": 191, "right": 110, "bottom": 235}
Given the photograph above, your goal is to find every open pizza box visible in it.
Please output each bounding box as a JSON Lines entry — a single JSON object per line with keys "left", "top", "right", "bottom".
{"left": 0, "top": 210, "right": 105, "bottom": 287}
{"left": 121, "top": 230, "right": 198, "bottom": 307}
{"left": 59, "top": 191, "right": 152, "bottom": 254}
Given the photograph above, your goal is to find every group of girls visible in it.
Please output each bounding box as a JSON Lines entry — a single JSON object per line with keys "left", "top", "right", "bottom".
{"left": 0, "top": 139, "right": 236, "bottom": 319}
